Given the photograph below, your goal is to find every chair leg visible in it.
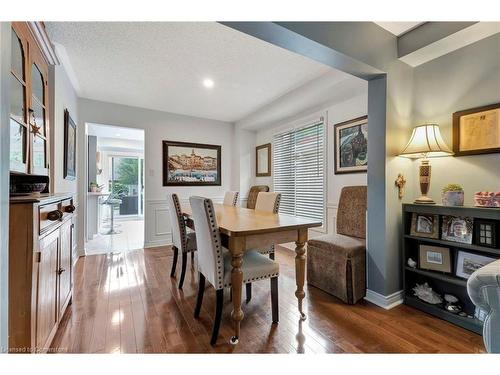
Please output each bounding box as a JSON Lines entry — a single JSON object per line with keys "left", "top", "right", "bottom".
{"left": 170, "top": 246, "right": 178, "bottom": 277}
{"left": 246, "top": 283, "right": 252, "bottom": 303}
{"left": 210, "top": 289, "right": 224, "bottom": 346}
{"left": 194, "top": 272, "right": 205, "bottom": 318}
{"left": 191, "top": 251, "right": 195, "bottom": 263}
{"left": 178, "top": 252, "right": 187, "bottom": 289}
{"left": 271, "top": 277, "right": 279, "bottom": 323}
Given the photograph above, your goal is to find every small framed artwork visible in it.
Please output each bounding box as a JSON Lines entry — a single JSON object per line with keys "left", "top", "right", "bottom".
{"left": 455, "top": 250, "right": 497, "bottom": 279}
{"left": 256, "top": 143, "right": 271, "bottom": 177}
{"left": 442, "top": 216, "right": 473, "bottom": 244}
{"left": 475, "top": 220, "right": 497, "bottom": 248}
{"left": 162, "top": 140, "right": 221, "bottom": 186}
{"left": 410, "top": 213, "right": 439, "bottom": 239}
{"left": 452, "top": 102, "right": 500, "bottom": 156}
{"left": 334, "top": 115, "right": 368, "bottom": 174}
{"left": 418, "top": 245, "right": 451, "bottom": 273}
{"left": 63, "top": 109, "right": 77, "bottom": 180}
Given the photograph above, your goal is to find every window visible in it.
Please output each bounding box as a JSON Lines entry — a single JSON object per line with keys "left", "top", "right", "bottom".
{"left": 273, "top": 121, "right": 325, "bottom": 222}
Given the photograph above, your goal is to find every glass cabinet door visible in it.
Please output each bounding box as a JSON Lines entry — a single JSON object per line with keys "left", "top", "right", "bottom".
{"left": 9, "top": 28, "right": 29, "bottom": 173}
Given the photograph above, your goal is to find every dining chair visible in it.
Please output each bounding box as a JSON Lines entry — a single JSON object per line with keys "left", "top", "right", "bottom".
{"left": 190, "top": 196, "right": 279, "bottom": 346}
{"left": 223, "top": 191, "right": 239, "bottom": 206}
{"left": 167, "top": 193, "right": 197, "bottom": 289}
{"left": 254, "top": 192, "right": 281, "bottom": 260}
{"left": 246, "top": 185, "right": 269, "bottom": 209}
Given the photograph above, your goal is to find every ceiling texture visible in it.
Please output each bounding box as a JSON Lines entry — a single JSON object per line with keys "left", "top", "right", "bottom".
{"left": 46, "top": 22, "right": 336, "bottom": 123}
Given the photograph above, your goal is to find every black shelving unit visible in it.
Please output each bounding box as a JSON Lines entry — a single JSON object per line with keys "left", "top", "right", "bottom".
{"left": 402, "top": 204, "right": 500, "bottom": 335}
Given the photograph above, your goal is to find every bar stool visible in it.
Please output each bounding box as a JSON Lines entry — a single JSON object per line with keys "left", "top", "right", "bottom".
{"left": 101, "top": 196, "right": 122, "bottom": 235}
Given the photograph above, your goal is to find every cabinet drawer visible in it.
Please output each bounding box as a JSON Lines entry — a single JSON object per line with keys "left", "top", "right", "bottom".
{"left": 39, "top": 203, "right": 62, "bottom": 235}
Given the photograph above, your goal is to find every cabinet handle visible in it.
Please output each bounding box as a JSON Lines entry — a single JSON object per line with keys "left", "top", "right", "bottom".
{"left": 57, "top": 268, "right": 65, "bottom": 275}
{"left": 47, "top": 210, "right": 63, "bottom": 221}
{"left": 64, "top": 204, "right": 76, "bottom": 213}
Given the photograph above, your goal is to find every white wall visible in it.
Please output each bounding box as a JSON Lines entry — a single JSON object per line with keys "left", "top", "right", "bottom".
{"left": 78, "top": 98, "right": 235, "bottom": 249}
{"left": 253, "top": 91, "right": 368, "bottom": 236}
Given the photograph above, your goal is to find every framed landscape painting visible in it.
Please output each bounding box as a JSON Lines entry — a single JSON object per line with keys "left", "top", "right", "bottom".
{"left": 334, "top": 115, "right": 368, "bottom": 174}
{"left": 63, "top": 109, "right": 76, "bottom": 180}
{"left": 162, "top": 140, "right": 221, "bottom": 186}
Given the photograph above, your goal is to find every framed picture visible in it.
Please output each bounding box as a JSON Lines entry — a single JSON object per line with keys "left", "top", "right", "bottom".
{"left": 63, "top": 109, "right": 76, "bottom": 180}
{"left": 452, "top": 102, "right": 500, "bottom": 156}
{"left": 162, "top": 140, "right": 221, "bottom": 186}
{"left": 455, "top": 250, "right": 497, "bottom": 279}
{"left": 418, "top": 245, "right": 451, "bottom": 273}
{"left": 256, "top": 143, "right": 271, "bottom": 177}
{"left": 410, "top": 213, "right": 439, "bottom": 239}
{"left": 442, "top": 216, "right": 473, "bottom": 244}
{"left": 475, "top": 219, "right": 497, "bottom": 248}
{"left": 334, "top": 115, "right": 367, "bottom": 174}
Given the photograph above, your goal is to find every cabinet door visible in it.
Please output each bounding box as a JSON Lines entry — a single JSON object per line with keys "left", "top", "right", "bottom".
{"left": 58, "top": 220, "right": 73, "bottom": 319}
{"left": 36, "top": 229, "right": 59, "bottom": 350}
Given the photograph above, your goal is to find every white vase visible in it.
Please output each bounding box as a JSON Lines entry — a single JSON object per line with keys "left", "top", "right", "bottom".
{"left": 442, "top": 191, "right": 464, "bottom": 206}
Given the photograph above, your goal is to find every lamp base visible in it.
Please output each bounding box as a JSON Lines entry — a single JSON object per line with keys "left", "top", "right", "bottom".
{"left": 414, "top": 195, "right": 436, "bottom": 205}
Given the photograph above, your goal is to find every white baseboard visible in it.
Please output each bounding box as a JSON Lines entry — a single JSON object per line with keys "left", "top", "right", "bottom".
{"left": 144, "top": 239, "right": 171, "bottom": 249}
{"left": 364, "top": 289, "right": 404, "bottom": 310}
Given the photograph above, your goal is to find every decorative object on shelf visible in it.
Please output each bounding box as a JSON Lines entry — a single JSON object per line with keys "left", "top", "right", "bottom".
{"left": 398, "top": 124, "right": 453, "bottom": 204}
{"left": 410, "top": 213, "right": 439, "bottom": 239}
{"left": 89, "top": 182, "right": 103, "bottom": 193}
{"left": 162, "top": 140, "right": 221, "bottom": 186}
{"left": 441, "top": 184, "right": 464, "bottom": 206}
{"left": 334, "top": 116, "right": 367, "bottom": 174}
{"left": 474, "top": 191, "right": 500, "bottom": 208}
{"left": 413, "top": 282, "right": 443, "bottom": 305}
{"left": 395, "top": 173, "right": 406, "bottom": 199}
{"left": 444, "top": 294, "right": 462, "bottom": 314}
{"left": 475, "top": 219, "right": 497, "bottom": 248}
{"left": 407, "top": 258, "right": 417, "bottom": 268}
{"left": 418, "top": 245, "right": 451, "bottom": 273}
{"left": 452, "top": 102, "right": 500, "bottom": 156}
{"left": 455, "top": 250, "right": 497, "bottom": 279}
{"left": 458, "top": 312, "right": 467, "bottom": 317}
{"left": 64, "top": 109, "right": 77, "bottom": 180}
{"left": 9, "top": 182, "right": 47, "bottom": 196}
{"left": 442, "top": 215, "right": 473, "bottom": 244}
{"left": 256, "top": 143, "right": 271, "bottom": 177}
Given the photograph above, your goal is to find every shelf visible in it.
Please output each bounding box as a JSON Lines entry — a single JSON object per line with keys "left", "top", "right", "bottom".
{"left": 404, "top": 234, "right": 500, "bottom": 256}
{"left": 405, "top": 295, "right": 483, "bottom": 335}
{"left": 405, "top": 267, "right": 467, "bottom": 287}
{"left": 403, "top": 203, "right": 500, "bottom": 221}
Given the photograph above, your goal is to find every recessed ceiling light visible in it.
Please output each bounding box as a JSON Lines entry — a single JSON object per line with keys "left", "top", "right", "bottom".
{"left": 202, "top": 78, "right": 214, "bottom": 89}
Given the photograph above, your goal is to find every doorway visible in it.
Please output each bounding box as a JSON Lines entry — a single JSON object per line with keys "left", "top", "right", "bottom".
{"left": 85, "top": 123, "right": 145, "bottom": 255}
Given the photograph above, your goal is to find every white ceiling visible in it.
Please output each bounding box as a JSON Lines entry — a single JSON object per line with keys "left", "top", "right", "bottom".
{"left": 87, "top": 123, "right": 144, "bottom": 140}
{"left": 375, "top": 22, "right": 424, "bottom": 36}
{"left": 46, "top": 22, "right": 333, "bottom": 123}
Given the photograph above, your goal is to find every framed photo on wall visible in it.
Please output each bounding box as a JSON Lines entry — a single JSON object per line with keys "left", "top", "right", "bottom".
{"left": 418, "top": 245, "right": 451, "bottom": 273}
{"left": 63, "top": 109, "right": 77, "bottom": 180}
{"left": 410, "top": 213, "right": 439, "bottom": 239}
{"left": 452, "top": 102, "right": 500, "bottom": 156}
{"left": 162, "top": 140, "right": 221, "bottom": 186}
{"left": 334, "top": 115, "right": 368, "bottom": 174}
{"left": 256, "top": 143, "right": 271, "bottom": 177}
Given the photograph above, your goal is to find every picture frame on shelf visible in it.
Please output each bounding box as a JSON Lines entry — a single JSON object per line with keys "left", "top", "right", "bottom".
{"left": 410, "top": 213, "right": 439, "bottom": 239}
{"left": 455, "top": 250, "right": 497, "bottom": 279}
{"left": 452, "top": 102, "right": 500, "bottom": 156}
{"left": 475, "top": 219, "right": 497, "bottom": 248}
{"left": 256, "top": 143, "right": 271, "bottom": 177}
{"left": 442, "top": 216, "right": 473, "bottom": 244}
{"left": 334, "top": 116, "right": 368, "bottom": 174}
{"left": 418, "top": 245, "right": 452, "bottom": 273}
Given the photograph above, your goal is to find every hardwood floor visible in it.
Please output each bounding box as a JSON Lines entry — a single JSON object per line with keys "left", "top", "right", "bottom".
{"left": 50, "top": 246, "right": 485, "bottom": 353}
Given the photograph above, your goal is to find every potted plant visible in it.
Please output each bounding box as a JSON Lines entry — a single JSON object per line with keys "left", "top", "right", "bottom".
{"left": 89, "top": 182, "right": 102, "bottom": 193}
{"left": 442, "top": 184, "right": 464, "bottom": 206}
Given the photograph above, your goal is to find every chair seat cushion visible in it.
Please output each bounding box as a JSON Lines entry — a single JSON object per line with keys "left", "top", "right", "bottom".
{"left": 308, "top": 233, "right": 366, "bottom": 257}
{"left": 223, "top": 250, "right": 279, "bottom": 287}
{"left": 185, "top": 232, "right": 197, "bottom": 252}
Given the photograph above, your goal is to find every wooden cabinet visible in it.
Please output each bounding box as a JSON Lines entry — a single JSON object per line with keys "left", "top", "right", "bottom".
{"left": 9, "top": 194, "right": 75, "bottom": 353}
{"left": 10, "top": 22, "right": 51, "bottom": 176}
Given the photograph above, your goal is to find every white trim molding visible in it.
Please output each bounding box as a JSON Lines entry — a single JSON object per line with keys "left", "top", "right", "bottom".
{"left": 364, "top": 289, "right": 404, "bottom": 310}
{"left": 27, "top": 22, "right": 60, "bottom": 65}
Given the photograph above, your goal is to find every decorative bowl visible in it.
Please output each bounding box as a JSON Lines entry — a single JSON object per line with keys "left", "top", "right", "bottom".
{"left": 10, "top": 182, "right": 47, "bottom": 195}
{"left": 474, "top": 191, "right": 500, "bottom": 208}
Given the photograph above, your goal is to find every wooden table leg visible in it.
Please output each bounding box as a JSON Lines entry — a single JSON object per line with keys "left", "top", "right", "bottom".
{"left": 295, "top": 229, "right": 307, "bottom": 320}
{"left": 229, "top": 236, "right": 245, "bottom": 344}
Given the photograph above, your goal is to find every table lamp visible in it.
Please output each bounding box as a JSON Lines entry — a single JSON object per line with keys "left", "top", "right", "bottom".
{"left": 399, "top": 124, "right": 453, "bottom": 204}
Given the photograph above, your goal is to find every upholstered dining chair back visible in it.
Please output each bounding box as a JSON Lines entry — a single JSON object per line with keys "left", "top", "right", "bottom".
{"left": 254, "top": 192, "right": 281, "bottom": 213}
{"left": 189, "top": 196, "right": 224, "bottom": 290}
{"left": 167, "top": 193, "right": 187, "bottom": 251}
{"left": 247, "top": 185, "right": 269, "bottom": 209}
{"left": 336, "top": 186, "right": 367, "bottom": 239}
{"left": 223, "top": 191, "right": 239, "bottom": 206}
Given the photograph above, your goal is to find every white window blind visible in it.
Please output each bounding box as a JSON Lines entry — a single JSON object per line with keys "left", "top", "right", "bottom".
{"left": 273, "top": 121, "right": 325, "bottom": 222}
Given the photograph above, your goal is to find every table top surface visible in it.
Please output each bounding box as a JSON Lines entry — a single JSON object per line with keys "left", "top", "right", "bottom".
{"left": 180, "top": 202, "right": 322, "bottom": 236}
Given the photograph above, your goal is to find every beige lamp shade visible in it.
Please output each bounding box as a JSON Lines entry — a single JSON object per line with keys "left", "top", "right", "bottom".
{"left": 399, "top": 124, "right": 453, "bottom": 158}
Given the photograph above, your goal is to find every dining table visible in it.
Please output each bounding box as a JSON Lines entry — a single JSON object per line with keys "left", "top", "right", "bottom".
{"left": 180, "top": 202, "right": 322, "bottom": 345}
